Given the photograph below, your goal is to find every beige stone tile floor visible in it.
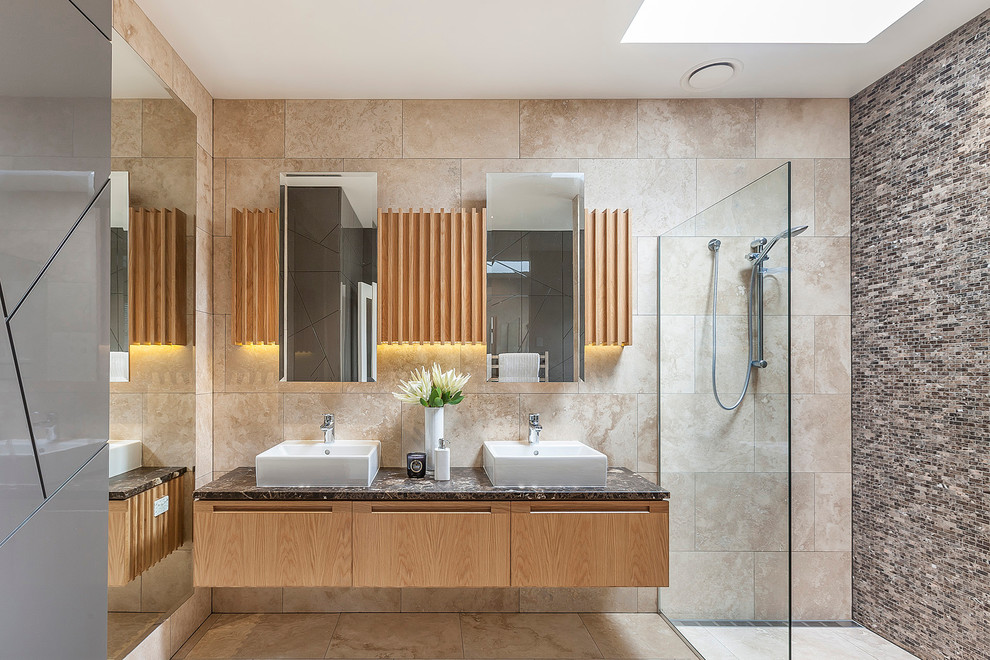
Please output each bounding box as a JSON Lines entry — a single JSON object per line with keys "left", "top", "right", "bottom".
{"left": 675, "top": 624, "right": 920, "bottom": 660}
{"left": 108, "top": 611, "right": 164, "bottom": 659}
{"left": 173, "top": 612, "right": 697, "bottom": 659}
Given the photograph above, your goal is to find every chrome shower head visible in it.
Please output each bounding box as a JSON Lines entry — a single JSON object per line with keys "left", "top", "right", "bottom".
{"left": 761, "top": 225, "right": 808, "bottom": 257}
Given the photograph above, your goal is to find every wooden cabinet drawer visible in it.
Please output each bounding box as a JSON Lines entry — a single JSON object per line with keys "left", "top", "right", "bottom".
{"left": 510, "top": 501, "right": 669, "bottom": 587}
{"left": 352, "top": 501, "right": 510, "bottom": 587}
{"left": 193, "top": 501, "right": 352, "bottom": 587}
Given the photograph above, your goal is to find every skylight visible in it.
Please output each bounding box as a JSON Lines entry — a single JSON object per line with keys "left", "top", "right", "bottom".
{"left": 622, "top": 0, "right": 924, "bottom": 44}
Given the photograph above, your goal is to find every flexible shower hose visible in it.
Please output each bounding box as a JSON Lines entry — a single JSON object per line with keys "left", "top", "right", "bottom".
{"left": 711, "top": 249, "right": 758, "bottom": 411}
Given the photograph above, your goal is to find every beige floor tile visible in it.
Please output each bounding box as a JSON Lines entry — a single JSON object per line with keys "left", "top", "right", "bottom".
{"left": 108, "top": 612, "right": 163, "bottom": 660}
{"left": 461, "top": 613, "right": 601, "bottom": 659}
{"left": 579, "top": 614, "right": 695, "bottom": 659}
{"left": 703, "top": 626, "right": 788, "bottom": 660}
{"left": 325, "top": 613, "right": 463, "bottom": 658}
{"left": 186, "top": 613, "right": 338, "bottom": 659}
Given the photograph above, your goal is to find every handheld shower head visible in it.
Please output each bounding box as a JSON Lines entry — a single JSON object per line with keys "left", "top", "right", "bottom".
{"left": 758, "top": 225, "right": 808, "bottom": 260}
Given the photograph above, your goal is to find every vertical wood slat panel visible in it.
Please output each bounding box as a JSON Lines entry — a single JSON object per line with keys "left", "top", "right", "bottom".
{"left": 377, "top": 208, "right": 486, "bottom": 344}
{"left": 128, "top": 207, "right": 187, "bottom": 345}
{"left": 585, "top": 209, "right": 632, "bottom": 346}
{"left": 231, "top": 208, "right": 279, "bottom": 345}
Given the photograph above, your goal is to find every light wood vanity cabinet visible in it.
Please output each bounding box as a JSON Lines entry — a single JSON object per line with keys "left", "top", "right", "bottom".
{"left": 352, "top": 501, "right": 510, "bottom": 587}
{"left": 193, "top": 498, "right": 667, "bottom": 588}
{"left": 510, "top": 501, "right": 669, "bottom": 587}
{"left": 193, "top": 501, "right": 352, "bottom": 587}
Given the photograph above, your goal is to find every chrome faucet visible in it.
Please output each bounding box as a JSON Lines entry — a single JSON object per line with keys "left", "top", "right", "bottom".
{"left": 528, "top": 413, "right": 542, "bottom": 445}
{"left": 320, "top": 414, "right": 335, "bottom": 444}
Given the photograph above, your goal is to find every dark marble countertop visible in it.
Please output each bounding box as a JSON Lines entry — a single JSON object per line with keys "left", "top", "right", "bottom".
{"left": 194, "top": 467, "right": 668, "bottom": 502}
{"left": 110, "top": 466, "right": 187, "bottom": 500}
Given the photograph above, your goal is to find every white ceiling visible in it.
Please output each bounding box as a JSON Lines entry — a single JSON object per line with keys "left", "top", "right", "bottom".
{"left": 134, "top": 0, "right": 990, "bottom": 99}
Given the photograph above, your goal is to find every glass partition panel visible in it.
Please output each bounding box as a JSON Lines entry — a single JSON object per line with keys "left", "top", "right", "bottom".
{"left": 658, "top": 163, "right": 793, "bottom": 658}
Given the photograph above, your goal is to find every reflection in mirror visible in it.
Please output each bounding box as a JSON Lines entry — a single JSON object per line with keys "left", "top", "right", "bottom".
{"left": 279, "top": 173, "right": 378, "bottom": 382}
{"left": 486, "top": 173, "right": 584, "bottom": 383}
{"left": 109, "top": 171, "right": 129, "bottom": 381}
{"left": 107, "top": 31, "right": 196, "bottom": 660}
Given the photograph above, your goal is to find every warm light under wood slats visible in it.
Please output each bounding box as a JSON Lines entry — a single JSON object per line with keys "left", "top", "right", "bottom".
{"left": 128, "top": 207, "right": 186, "bottom": 345}
{"left": 108, "top": 474, "right": 186, "bottom": 586}
{"left": 377, "top": 208, "right": 486, "bottom": 344}
{"left": 231, "top": 208, "right": 279, "bottom": 345}
{"left": 585, "top": 209, "right": 632, "bottom": 346}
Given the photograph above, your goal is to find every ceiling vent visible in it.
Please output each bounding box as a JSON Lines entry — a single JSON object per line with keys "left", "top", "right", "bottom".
{"left": 681, "top": 59, "right": 742, "bottom": 91}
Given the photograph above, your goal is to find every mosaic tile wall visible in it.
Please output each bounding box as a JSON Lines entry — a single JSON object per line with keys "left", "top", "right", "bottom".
{"left": 850, "top": 10, "right": 990, "bottom": 659}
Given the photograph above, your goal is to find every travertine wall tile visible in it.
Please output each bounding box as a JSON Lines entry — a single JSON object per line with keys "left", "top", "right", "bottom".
{"left": 517, "top": 393, "right": 637, "bottom": 468}
{"left": 213, "top": 392, "right": 283, "bottom": 471}
{"left": 639, "top": 99, "right": 755, "bottom": 159}
{"left": 815, "top": 159, "right": 851, "bottom": 236}
{"left": 403, "top": 100, "right": 518, "bottom": 158}
{"left": 636, "top": 393, "right": 658, "bottom": 473}
{"left": 519, "top": 588, "right": 638, "bottom": 613}
{"left": 214, "top": 100, "right": 285, "bottom": 158}
{"left": 285, "top": 100, "right": 401, "bottom": 158}
{"left": 195, "top": 146, "right": 212, "bottom": 233}
{"left": 343, "top": 158, "right": 460, "bottom": 210}
{"left": 754, "top": 552, "right": 788, "bottom": 620}
{"left": 113, "top": 0, "right": 173, "bottom": 85}
{"left": 791, "top": 472, "right": 815, "bottom": 552}
{"left": 815, "top": 472, "right": 852, "bottom": 551}
{"left": 815, "top": 315, "right": 851, "bottom": 394}
{"left": 756, "top": 99, "right": 850, "bottom": 158}
{"left": 694, "top": 473, "right": 788, "bottom": 551}
{"left": 283, "top": 588, "right": 401, "bottom": 613}
{"left": 792, "top": 551, "right": 851, "bottom": 620}
{"left": 142, "top": 393, "right": 195, "bottom": 467}
{"left": 142, "top": 99, "right": 196, "bottom": 158}
{"left": 110, "top": 393, "right": 142, "bottom": 441}
{"left": 212, "top": 588, "right": 282, "bottom": 613}
{"left": 111, "top": 99, "right": 142, "bottom": 157}
{"left": 521, "top": 100, "right": 637, "bottom": 158}
{"left": 403, "top": 588, "right": 519, "bottom": 613}
{"left": 582, "top": 158, "right": 696, "bottom": 236}
{"left": 791, "top": 394, "right": 851, "bottom": 473}
{"left": 661, "top": 552, "right": 754, "bottom": 619}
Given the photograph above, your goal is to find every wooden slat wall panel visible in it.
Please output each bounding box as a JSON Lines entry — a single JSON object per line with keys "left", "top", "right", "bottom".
{"left": 128, "top": 207, "right": 187, "bottom": 345}
{"left": 377, "top": 208, "right": 487, "bottom": 344}
{"left": 585, "top": 209, "right": 632, "bottom": 346}
{"left": 231, "top": 208, "right": 279, "bottom": 345}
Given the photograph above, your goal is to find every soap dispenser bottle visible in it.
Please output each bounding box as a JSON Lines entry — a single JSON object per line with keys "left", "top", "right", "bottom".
{"left": 435, "top": 438, "right": 450, "bottom": 481}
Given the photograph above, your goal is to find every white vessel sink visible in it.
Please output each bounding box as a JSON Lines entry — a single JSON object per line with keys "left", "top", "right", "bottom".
{"left": 483, "top": 441, "right": 607, "bottom": 488}
{"left": 256, "top": 440, "right": 380, "bottom": 487}
{"left": 108, "top": 439, "right": 142, "bottom": 477}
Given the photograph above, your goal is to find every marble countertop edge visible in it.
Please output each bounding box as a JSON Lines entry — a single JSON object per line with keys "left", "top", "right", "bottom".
{"left": 194, "top": 466, "right": 669, "bottom": 501}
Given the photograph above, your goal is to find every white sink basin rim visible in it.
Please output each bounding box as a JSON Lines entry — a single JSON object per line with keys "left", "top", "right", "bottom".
{"left": 483, "top": 440, "right": 607, "bottom": 488}
{"left": 256, "top": 440, "right": 380, "bottom": 487}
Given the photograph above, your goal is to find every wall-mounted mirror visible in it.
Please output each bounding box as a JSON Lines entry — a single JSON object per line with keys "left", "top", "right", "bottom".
{"left": 107, "top": 31, "right": 196, "bottom": 660}
{"left": 279, "top": 172, "right": 378, "bottom": 382}
{"left": 486, "top": 173, "right": 584, "bottom": 383}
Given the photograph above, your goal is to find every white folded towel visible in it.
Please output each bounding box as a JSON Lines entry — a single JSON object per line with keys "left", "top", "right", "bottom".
{"left": 498, "top": 352, "right": 541, "bottom": 383}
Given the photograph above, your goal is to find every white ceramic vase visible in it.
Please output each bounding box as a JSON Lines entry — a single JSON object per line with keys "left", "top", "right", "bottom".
{"left": 424, "top": 405, "right": 444, "bottom": 471}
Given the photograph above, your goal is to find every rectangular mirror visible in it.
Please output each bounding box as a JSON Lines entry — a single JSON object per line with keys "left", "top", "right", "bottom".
{"left": 485, "top": 173, "right": 584, "bottom": 383}
{"left": 279, "top": 172, "right": 378, "bottom": 382}
{"left": 109, "top": 171, "right": 129, "bottom": 381}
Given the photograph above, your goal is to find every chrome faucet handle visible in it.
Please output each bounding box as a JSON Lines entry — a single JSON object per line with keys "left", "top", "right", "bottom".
{"left": 321, "top": 413, "right": 334, "bottom": 429}
{"left": 529, "top": 413, "right": 541, "bottom": 428}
